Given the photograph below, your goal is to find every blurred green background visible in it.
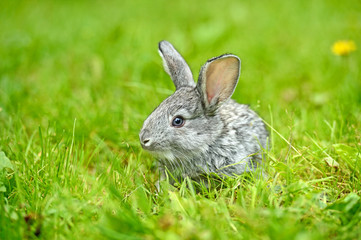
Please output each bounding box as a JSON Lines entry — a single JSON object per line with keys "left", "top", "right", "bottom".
{"left": 0, "top": 0, "right": 360, "bottom": 239}
{"left": 1, "top": 0, "right": 360, "bottom": 142}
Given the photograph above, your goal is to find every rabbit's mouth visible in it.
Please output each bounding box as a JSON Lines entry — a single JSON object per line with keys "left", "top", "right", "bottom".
{"left": 139, "top": 139, "right": 163, "bottom": 152}
{"left": 139, "top": 138, "right": 172, "bottom": 157}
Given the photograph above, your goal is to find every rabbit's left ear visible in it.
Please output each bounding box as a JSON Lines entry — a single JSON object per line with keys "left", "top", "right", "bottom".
{"left": 197, "top": 54, "right": 241, "bottom": 111}
{"left": 158, "top": 40, "right": 195, "bottom": 89}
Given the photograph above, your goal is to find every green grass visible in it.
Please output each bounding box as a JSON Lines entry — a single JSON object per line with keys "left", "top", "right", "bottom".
{"left": 1, "top": 0, "right": 361, "bottom": 239}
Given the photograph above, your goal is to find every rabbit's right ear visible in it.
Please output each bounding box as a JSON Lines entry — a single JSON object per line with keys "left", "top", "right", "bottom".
{"left": 158, "top": 41, "right": 195, "bottom": 90}
{"left": 197, "top": 54, "right": 241, "bottom": 112}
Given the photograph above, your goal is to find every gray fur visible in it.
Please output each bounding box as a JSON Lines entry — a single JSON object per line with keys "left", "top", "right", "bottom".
{"left": 140, "top": 41, "right": 268, "bottom": 181}
{"left": 158, "top": 40, "right": 195, "bottom": 89}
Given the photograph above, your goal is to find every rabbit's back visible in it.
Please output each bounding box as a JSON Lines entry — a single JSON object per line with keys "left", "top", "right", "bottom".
{"left": 212, "top": 100, "right": 268, "bottom": 175}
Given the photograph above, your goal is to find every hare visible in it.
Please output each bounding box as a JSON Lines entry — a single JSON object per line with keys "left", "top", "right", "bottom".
{"left": 139, "top": 40, "right": 268, "bottom": 183}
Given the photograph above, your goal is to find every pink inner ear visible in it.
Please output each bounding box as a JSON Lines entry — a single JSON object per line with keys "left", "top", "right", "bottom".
{"left": 207, "top": 71, "right": 223, "bottom": 103}
{"left": 205, "top": 57, "right": 239, "bottom": 104}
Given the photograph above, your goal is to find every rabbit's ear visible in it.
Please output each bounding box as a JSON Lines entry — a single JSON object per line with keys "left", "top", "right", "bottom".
{"left": 197, "top": 54, "right": 241, "bottom": 111}
{"left": 158, "top": 41, "right": 195, "bottom": 90}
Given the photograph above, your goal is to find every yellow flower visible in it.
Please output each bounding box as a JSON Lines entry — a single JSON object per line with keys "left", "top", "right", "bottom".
{"left": 331, "top": 40, "right": 357, "bottom": 56}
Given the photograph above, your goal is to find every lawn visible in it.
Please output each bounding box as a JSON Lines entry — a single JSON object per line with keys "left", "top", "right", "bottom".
{"left": 1, "top": 0, "right": 361, "bottom": 239}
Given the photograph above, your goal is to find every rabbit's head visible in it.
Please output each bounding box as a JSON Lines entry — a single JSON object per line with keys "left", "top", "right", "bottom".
{"left": 139, "top": 41, "right": 241, "bottom": 161}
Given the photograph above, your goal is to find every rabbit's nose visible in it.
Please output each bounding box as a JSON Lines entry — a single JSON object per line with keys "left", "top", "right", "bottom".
{"left": 139, "top": 130, "right": 152, "bottom": 149}
{"left": 141, "top": 137, "right": 152, "bottom": 149}
{"left": 143, "top": 138, "right": 151, "bottom": 148}
{"left": 142, "top": 138, "right": 151, "bottom": 146}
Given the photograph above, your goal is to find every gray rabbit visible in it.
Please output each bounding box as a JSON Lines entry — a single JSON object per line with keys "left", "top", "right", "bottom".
{"left": 139, "top": 40, "right": 268, "bottom": 183}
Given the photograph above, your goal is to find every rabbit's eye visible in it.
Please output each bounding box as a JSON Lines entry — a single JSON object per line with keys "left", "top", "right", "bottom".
{"left": 171, "top": 116, "right": 185, "bottom": 127}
